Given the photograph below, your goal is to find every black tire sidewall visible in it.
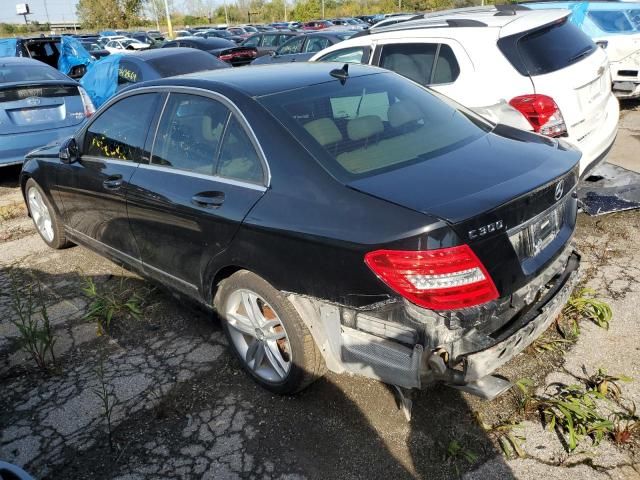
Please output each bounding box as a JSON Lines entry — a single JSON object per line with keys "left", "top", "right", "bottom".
{"left": 216, "top": 271, "right": 311, "bottom": 395}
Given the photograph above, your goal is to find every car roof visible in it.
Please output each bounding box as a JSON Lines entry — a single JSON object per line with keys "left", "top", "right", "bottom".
{"left": 367, "top": 6, "right": 569, "bottom": 37}
{"left": 146, "top": 62, "right": 386, "bottom": 97}
{"left": 121, "top": 47, "right": 202, "bottom": 62}
{"left": 523, "top": 1, "right": 640, "bottom": 11}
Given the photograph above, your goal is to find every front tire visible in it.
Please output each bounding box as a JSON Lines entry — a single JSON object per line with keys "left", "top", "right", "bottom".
{"left": 215, "top": 270, "right": 326, "bottom": 394}
{"left": 25, "top": 179, "right": 70, "bottom": 249}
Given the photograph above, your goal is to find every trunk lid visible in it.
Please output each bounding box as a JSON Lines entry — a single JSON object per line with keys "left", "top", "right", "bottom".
{"left": 0, "top": 81, "right": 86, "bottom": 135}
{"left": 346, "top": 128, "right": 579, "bottom": 226}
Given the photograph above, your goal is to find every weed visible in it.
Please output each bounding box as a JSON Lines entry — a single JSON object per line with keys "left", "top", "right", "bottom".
{"left": 475, "top": 412, "right": 526, "bottom": 459}
{"left": 563, "top": 288, "right": 612, "bottom": 330}
{"left": 540, "top": 383, "right": 614, "bottom": 451}
{"left": 92, "top": 351, "right": 119, "bottom": 451}
{"left": 0, "top": 202, "right": 25, "bottom": 222}
{"left": 584, "top": 367, "right": 632, "bottom": 401}
{"left": 83, "top": 277, "right": 143, "bottom": 335}
{"left": 8, "top": 270, "right": 57, "bottom": 371}
{"left": 513, "top": 378, "right": 536, "bottom": 415}
{"left": 445, "top": 439, "right": 478, "bottom": 464}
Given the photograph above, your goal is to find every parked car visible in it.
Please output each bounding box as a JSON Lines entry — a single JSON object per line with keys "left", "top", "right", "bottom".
{"left": 226, "top": 27, "right": 253, "bottom": 39}
{"left": 104, "top": 38, "right": 150, "bottom": 53}
{"left": 79, "top": 40, "right": 110, "bottom": 59}
{"left": 80, "top": 48, "right": 229, "bottom": 107}
{"left": 357, "top": 14, "right": 385, "bottom": 25}
{"left": 270, "top": 22, "right": 291, "bottom": 30}
{"left": 21, "top": 62, "right": 582, "bottom": 400}
{"left": 330, "top": 17, "right": 368, "bottom": 30}
{"left": 524, "top": 1, "right": 640, "bottom": 99}
{"left": 311, "top": 6, "right": 619, "bottom": 175}
{"left": 0, "top": 36, "right": 92, "bottom": 78}
{"left": 129, "top": 31, "right": 160, "bottom": 47}
{"left": 147, "top": 30, "right": 165, "bottom": 41}
{"left": 194, "top": 29, "right": 244, "bottom": 43}
{"left": 251, "top": 31, "right": 357, "bottom": 64}
{"left": 241, "top": 31, "right": 300, "bottom": 57}
{"left": 0, "top": 57, "right": 94, "bottom": 167}
{"left": 162, "top": 37, "right": 257, "bottom": 66}
{"left": 302, "top": 20, "right": 335, "bottom": 30}
{"left": 97, "top": 35, "right": 126, "bottom": 47}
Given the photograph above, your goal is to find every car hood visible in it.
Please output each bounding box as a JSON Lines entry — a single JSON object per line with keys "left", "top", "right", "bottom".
{"left": 346, "top": 125, "right": 581, "bottom": 225}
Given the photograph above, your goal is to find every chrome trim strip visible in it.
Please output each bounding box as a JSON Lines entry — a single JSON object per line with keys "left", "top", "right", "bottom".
{"left": 136, "top": 163, "right": 267, "bottom": 192}
{"left": 65, "top": 227, "right": 199, "bottom": 292}
{"left": 81, "top": 156, "right": 137, "bottom": 167}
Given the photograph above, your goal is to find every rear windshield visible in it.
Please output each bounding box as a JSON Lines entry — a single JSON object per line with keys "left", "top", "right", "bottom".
{"left": 499, "top": 18, "right": 596, "bottom": 76}
{"left": 147, "top": 51, "right": 225, "bottom": 76}
{"left": 260, "top": 72, "right": 490, "bottom": 181}
{"left": 0, "top": 64, "right": 66, "bottom": 82}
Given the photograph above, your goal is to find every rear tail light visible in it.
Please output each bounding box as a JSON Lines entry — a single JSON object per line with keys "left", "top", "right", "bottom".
{"left": 364, "top": 245, "right": 499, "bottom": 311}
{"left": 78, "top": 86, "right": 96, "bottom": 118}
{"left": 509, "top": 94, "right": 567, "bottom": 138}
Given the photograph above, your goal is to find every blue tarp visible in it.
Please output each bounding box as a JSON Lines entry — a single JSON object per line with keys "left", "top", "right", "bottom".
{"left": 0, "top": 38, "right": 17, "bottom": 57}
{"left": 80, "top": 54, "right": 122, "bottom": 108}
{"left": 569, "top": 2, "right": 589, "bottom": 28}
{"left": 57, "top": 36, "right": 93, "bottom": 75}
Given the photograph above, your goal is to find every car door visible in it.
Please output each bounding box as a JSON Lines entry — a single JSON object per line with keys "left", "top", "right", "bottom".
{"left": 126, "top": 91, "right": 267, "bottom": 293}
{"left": 56, "top": 92, "right": 162, "bottom": 261}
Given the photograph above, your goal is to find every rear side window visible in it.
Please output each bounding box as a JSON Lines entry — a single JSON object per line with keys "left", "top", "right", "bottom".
{"left": 304, "top": 37, "right": 331, "bottom": 53}
{"left": 378, "top": 43, "right": 459, "bottom": 86}
{"left": 217, "top": 117, "right": 264, "bottom": 184}
{"left": 243, "top": 35, "right": 260, "bottom": 46}
{"left": 499, "top": 18, "right": 596, "bottom": 76}
{"left": 262, "top": 34, "right": 279, "bottom": 47}
{"left": 588, "top": 11, "right": 634, "bottom": 33}
{"left": 152, "top": 93, "right": 230, "bottom": 175}
{"left": 85, "top": 93, "right": 159, "bottom": 161}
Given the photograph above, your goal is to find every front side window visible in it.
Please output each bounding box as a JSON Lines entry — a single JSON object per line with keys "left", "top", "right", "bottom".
{"left": 217, "top": 117, "right": 264, "bottom": 184}
{"left": 318, "top": 47, "right": 368, "bottom": 64}
{"left": 304, "top": 37, "right": 331, "bottom": 53}
{"left": 260, "top": 73, "right": 490, "bottom": 180}
{"left": 243, "top": 35, "right": 260, "bottom": 47}
{"left": 152, "top": 93, "right": 230, "bottom": 175}
{"left": 85, "top": 93, "right": 159, "bottom": 161}
{"left": 278, "top": 36, "right": 305, "bottom": 54}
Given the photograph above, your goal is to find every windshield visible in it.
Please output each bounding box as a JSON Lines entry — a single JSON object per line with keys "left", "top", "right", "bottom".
{"left": 259, "top": 72, "right": 490, "bottom": 180}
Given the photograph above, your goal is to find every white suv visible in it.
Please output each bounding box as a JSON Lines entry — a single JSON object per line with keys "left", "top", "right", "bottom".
{"left": 310, "top": 6, "right": 619, "bottom": 176}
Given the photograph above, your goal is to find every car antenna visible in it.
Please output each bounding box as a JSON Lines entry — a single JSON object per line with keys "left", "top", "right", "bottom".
{"left": 330, "top": 64, "right": 349, "bottom": 85}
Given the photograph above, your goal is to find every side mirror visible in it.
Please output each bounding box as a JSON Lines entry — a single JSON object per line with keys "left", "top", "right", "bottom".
{"left": 59, "top": 138, "right": 79, "bottom": 164}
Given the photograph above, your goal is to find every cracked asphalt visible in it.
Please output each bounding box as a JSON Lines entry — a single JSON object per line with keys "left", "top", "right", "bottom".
{"left": 1, "top": 102, "right": 640, "bottom": 479}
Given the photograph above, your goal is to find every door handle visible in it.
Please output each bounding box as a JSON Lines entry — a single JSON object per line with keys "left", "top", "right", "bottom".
{"left": 192, "top": 191, "right": 225, "bottom": 208}
{"left": 103, "top": 175, "right": 123, "bottom": 190}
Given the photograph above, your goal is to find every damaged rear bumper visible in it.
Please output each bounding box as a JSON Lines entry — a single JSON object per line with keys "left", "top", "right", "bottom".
{"left": 287, "top": 248, "right": 581, "bottom": 398}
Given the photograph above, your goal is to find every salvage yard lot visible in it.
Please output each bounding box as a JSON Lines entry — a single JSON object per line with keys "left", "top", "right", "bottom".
{"left": 1, "top": 102, "right": 640, "bottom": 479}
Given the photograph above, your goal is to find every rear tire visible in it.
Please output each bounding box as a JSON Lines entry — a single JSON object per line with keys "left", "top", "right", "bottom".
{"left": 215, "top": 270, "right": 326, "bottom": 394}
{"left": 25, "top": 178, "right": 70, "bottom": 249}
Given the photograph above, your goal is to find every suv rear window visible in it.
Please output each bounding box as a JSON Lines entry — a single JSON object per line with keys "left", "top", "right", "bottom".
{"left": 260, "top": 72, "right": 490, "bottom": 180}
{"left": 498, "top": 18, "right": 596, "bottom": 76}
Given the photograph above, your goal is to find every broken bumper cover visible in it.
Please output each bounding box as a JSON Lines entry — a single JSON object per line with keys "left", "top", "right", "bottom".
{"left": 462, "top": 254, "right": 580, "bottom": 381}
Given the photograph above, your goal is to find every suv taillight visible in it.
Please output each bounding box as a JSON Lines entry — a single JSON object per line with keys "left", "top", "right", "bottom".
{"left": 78, "top": 86, "right": 96, "bottom": 118}
{"left": 364, "top": 245, "right": 499, "bottom": 311}
{"left": 509, "top": 94, "right": 567, "bottom": 138}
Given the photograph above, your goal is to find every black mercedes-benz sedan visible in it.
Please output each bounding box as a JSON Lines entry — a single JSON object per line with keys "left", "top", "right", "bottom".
{"left": 21, "top": 63, "right": 581, "bottom": 400}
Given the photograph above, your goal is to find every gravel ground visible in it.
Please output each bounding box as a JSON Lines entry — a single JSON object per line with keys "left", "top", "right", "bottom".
{"left": 1, "top": 105, "right": 640, "bottom": 479}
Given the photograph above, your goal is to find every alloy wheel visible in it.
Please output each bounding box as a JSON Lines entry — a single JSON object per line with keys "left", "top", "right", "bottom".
{"left": 225, "top": 289, "right": 292, "bottom": 382}
{"left": 27, "top": 187, "right": 54, "bottom": 243}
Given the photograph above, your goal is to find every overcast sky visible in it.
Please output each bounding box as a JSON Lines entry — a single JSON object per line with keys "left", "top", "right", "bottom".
{"left": 0, "top": 0, "right": 80, "bottom": 23}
